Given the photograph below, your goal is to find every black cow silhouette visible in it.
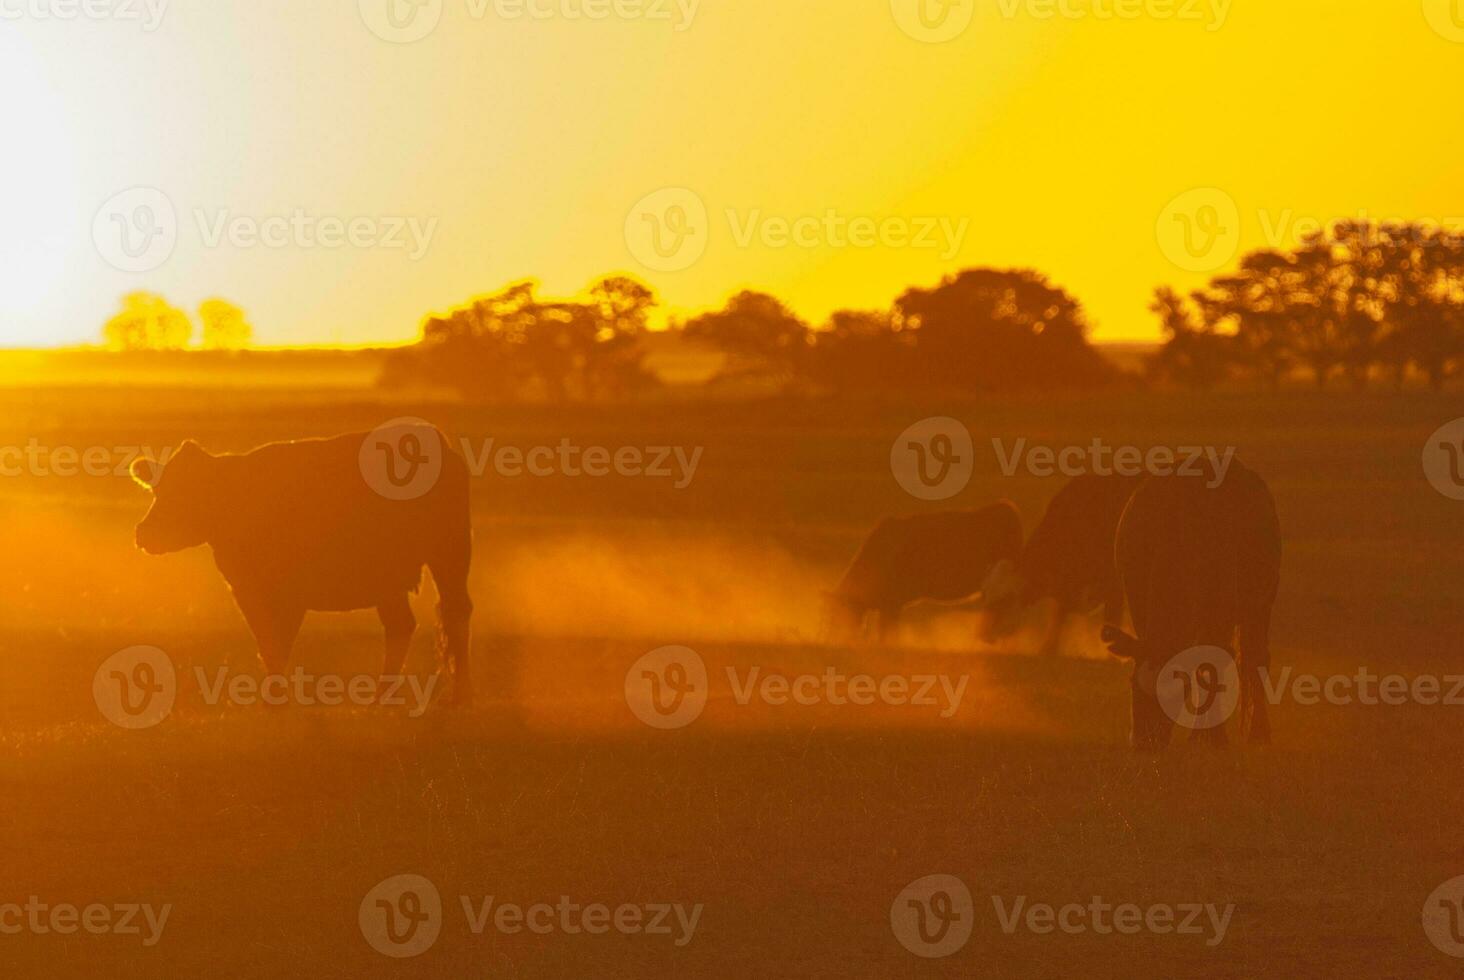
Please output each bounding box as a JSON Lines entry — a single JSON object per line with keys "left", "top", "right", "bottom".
{"left": 1102, "top": 461, "right": 1281, "bottom": 748}
{"left": 130, "top": 425, "right": 474, "bottom": 704}
{"left": 979, "top": 473, "right": 1146, "bottom": 655}
{"left": 828, "top": 503, "right": 1023, "bottom": 642}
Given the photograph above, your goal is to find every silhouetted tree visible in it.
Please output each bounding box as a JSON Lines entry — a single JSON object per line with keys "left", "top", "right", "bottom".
{"left": 103, "top": 292, "right": 192, "bottom": 350}
{"left": 1148, "top": 287, "right": 1231, "bottom": 390}
{"left": 198, "top": 298, "right": 252, "bottom": 350}
{"left": 682, "top": 290, "right": 811, "bottom": 385}
{"left": 1376, "top": 223, "right": 1463, "bottom": 390}
{"left": 893, "top": 268, "right": 1112, "bottom": 391}
{"left": 807, "top": 309, "right": 917, "bottom": 392}
{"left": 1322, "top": 222, "right": 1389, "bottom": 390}
{"left": 585, "top": 276, "right": 659, "bottom": 397}
{"left": 381, "top": 276, "right": 660, "bottom": 400}
{"left": 1157, "top": 220, "right": 1464, "bottom": 390}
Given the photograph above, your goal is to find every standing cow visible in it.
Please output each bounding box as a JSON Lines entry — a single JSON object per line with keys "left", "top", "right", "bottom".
{"left": 828, "top": 503, "right": 1024, "bottom": 641}
{"left": 978, "top": 473, "right": 1146, "bottom": 655}
{"left": 130, "top": 424, "right": 475, "bottom": 705}
{"left": 1101, "top": 461, "right": 1281, "bottom": 749}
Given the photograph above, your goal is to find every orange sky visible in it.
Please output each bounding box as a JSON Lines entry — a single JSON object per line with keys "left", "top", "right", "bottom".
{"left": 1, "top": 0, "right": 1462, "bottom": 347}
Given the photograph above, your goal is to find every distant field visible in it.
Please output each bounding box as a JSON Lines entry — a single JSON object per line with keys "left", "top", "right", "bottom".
{"left": 0, "top": 387, "right": 1460, "bottom": 977}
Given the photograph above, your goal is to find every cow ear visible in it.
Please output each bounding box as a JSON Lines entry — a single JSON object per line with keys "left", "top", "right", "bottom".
{"left": 1102, "top": 625, "right": 1143, "bottom": 660}
{"left": 130, "top": 455, "right": 163, "bottom": 490}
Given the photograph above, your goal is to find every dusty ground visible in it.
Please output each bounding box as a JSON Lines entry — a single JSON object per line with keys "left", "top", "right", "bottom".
{"left": 0, "top": 387, "right": 1460, "bottom": 977}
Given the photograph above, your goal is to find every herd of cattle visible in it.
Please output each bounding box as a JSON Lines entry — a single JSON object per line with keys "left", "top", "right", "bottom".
{"left": 125, "top": 423, "right": 1281, "bottom": 749}
{"left": 830, "top": 464, "right": 1281, "bottom": 748}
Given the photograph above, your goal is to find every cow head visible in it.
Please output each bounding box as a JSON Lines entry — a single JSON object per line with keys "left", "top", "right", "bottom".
{"left": 1102, "top": 624, "right": 1174, "bottom": 750}
{"left": 976, "top": 559, "right": 1026, "bottom": 643}
{"left": 131, "top": 441, "right": 219, "bottom": 555}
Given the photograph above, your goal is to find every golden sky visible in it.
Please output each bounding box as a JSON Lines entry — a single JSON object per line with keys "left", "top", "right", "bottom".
{"left": 1, "top": 0, "right": 1461, "bottom": 347}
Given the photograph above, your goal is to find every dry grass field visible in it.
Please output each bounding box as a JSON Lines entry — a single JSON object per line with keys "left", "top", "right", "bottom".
{"left": 1, "top": 384, "right": 1461, "bottom": 977}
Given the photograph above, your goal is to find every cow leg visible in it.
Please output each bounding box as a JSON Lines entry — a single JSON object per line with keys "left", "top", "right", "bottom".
{"left": 1039, "top": 596, "right": 1073, "bottom": 657}
{"left": 234, "top": 593, "right": 304, "bottom": 681}
{"left": 1238, "top": 607, "right": 1274, "bottom": 745}
{"left": 1100, "top": 583, "right": 1126, "bottom": 630}
{"left": 878, "top": 604, "right": 902, "bottom": 645}
{"left": 428, "top": 547, "right": 474, "bottom": 707}
{"left": 377, "top": 593, "right": 416, "bottom": 680}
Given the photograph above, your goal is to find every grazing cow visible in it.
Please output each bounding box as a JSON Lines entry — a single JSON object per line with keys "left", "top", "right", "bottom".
{"left": 130, "top": 425, "right": 475, "bottom": 704}
{"left": 1101, "top": 460, "right": 1281, "bottom": 749}
{"left": 828, "top": 503, "right": 1023, "bottom": 641}
{"left": 978, "top": 473, "right": 1146, "bottom": 655}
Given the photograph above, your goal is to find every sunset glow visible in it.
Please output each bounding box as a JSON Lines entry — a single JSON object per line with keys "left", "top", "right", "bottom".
{"left": 2, "top": 1, "right": 1461, "bottom": 346}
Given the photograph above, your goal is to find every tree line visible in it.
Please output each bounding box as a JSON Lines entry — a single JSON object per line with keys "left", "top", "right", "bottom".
{"left": 97, "top": 218, "right": 1464, "bottom": 395}
{"left": 1152, "top": 221, "right": 1464, "bottom": 390}
{"left": 100, "top": 292, "right": 253, "bottom": 351}
{"left": 384, "top": 267, "right": 1114, "bottom": 400}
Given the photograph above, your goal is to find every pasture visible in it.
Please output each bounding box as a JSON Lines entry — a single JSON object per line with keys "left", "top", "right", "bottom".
{"left": 0, "top": 384, "right": 1461, "bottom": 977}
